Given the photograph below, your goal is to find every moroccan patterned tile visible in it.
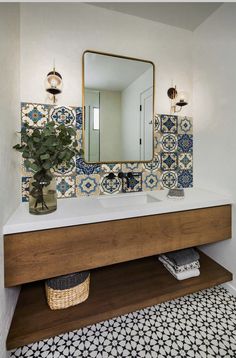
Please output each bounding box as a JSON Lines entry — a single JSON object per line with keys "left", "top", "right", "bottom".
{"left": 49, "top": 106, "right": 76, "bottom": 126}
{"left": 160, "top": 152, "right": 178, "bottom": 171}
{"left": 76, "top": 157, "right": 100, "bottom": 175}
{"left": 101, "top": 163, "right": 122, "bottom": 173}
{"left": 100, "top": 174, "right": 121, "bottom": 195}
{"left": 160, "top": 114, "right": 178, "bottom": 134}
{"left": 76, "top": 107, "right": 83, "bottom": 129}
{"left": 21, "top": 103, "right": 49, "bottom": 128}
{"left": 76, "top": 175, "right": 100, "bottom": 196}
{"left": 178, "top": 134, "right": 193, "bottom": 153}
{"left": 121, "top": 163, "right": 143, "bottom": 173}
{"left": 143, "top": 154, "right": 160, "bottom": 172}
{"left": 153, "top": 132, "right": 162, "bottom": 155}
{"left": 122, "top": 172, "right": 142, "bottom": 193}
{"left": 53, "top": 158, "right": 76, "bottom": 176}
{"left": 10, "top": 287, "right": 236, "bottom": 358}
{"left": 177, "top": 169, "right": 193, "bottom": 188}
{"left": 22, "top": 176, "right": 31, "bottom": 202}
{"left": 76, "top": 130, "right": 83, "bottom": 151}
{"left": 161, "top": 171, "right": 178, "bottom": 189}
{"left": 154, "top": 114, "right": 160, "bottom": 132}
{"left": 21, "top": 159, "right": 33, "bottom": 176}
{"left": 178, "top": 116, "right": 193, "bottom": 134}
{"left": 142, "top": 171, "right": 162, "bottom": 191}
{"left": 179, "top": 153, "right": 193, "bottom": 170}
{"left": 161, "top": 133, "right": 178, "bottom": 152}
{"left": 19, "top": 108, "right": 194, "bottom": 201}
{"left": 56, "top": 176, "right": 76, "bottom": 198}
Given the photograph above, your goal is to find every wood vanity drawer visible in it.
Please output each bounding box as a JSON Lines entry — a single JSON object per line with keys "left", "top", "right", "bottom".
{"left": 4, "top": 205, "right": 231, "bottom": 287}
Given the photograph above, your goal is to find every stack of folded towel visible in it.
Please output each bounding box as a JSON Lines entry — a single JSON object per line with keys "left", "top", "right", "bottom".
{"left": 158, "top": 248, "right": 200, "bottom": 280}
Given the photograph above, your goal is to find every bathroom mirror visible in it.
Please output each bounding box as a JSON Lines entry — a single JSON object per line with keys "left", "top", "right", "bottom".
{"left": 82, "top": 50, "right": 155, "bottom": 163}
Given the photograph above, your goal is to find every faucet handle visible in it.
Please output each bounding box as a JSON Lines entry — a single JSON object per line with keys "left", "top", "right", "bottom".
{"left": 118, "top": 171, "right": 125, "bottom": 179}
{"left": 107, "top": 172, "right": 116, "bottom": 180}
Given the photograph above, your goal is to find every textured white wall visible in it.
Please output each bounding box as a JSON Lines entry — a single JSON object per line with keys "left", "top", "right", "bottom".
{"left": 20, "top": 3, "right": 193, "bottom": 116}
{"left": 0, "top": 4, "right": 21, "bottom": 357}
{"left": 193, "top": 3, "right": 236, "bottom": 292}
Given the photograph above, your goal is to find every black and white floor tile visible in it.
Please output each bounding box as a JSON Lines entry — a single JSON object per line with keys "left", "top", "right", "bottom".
{"left": 10, "top": 286, "right": 236, "bottom": 358}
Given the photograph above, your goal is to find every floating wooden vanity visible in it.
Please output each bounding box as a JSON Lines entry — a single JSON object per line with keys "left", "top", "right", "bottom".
{"left": 4, "top": 200, "right": 233, "bottom": 350}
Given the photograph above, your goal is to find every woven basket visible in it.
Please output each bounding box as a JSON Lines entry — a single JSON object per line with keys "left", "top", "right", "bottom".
{"left": 45, "top": 271, "right": 90, "bottom": 310}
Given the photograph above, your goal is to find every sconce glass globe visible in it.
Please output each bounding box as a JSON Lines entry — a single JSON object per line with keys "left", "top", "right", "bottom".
{"left": 176, "top": 91, "right": 188, "bottom": 107}
{"left": 45, "top": 70, "right": 63, "bottom": 96}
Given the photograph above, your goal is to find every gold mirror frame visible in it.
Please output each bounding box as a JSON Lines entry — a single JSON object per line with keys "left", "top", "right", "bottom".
{"left": 82, "top": 50, "right": 155, "bottom": 164}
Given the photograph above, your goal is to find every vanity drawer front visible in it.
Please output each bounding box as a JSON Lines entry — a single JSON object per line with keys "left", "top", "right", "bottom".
{"left": 4, "top": 205, "right": 231, "bottom": 287}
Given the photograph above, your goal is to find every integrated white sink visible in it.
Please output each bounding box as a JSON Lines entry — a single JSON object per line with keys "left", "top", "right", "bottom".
{"left": 98, "top": 192, "right": 161, "bottom": 209}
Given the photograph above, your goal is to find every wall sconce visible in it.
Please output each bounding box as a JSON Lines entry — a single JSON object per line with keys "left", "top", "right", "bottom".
{"left": 167, "top": 86, "right": 188, "bottom": 114}
{"left": 45, "top": 65, "right": 63, "bottom": 104}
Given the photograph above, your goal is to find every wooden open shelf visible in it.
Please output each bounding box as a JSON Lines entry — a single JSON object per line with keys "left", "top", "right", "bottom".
{"left": 7, "top": 252, "right": 232, "bottom": 350}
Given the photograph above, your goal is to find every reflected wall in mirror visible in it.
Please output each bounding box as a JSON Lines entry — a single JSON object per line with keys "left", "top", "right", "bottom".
{"left": 83, "top": 51, "right": 155, "bottom": 163}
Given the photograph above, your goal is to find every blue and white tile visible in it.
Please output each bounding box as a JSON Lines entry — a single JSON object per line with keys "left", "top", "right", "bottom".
{"left": 76, "top": 130, "right": 83, "bottom": 151}
{"left": 179, "top": 153, "right": 193, "bottom": 170}
{"left": 161, "top": 133, "right": 178, "bottom": 152}
{"left": 101, "top": 163, "right": 121, "bottom": 173}
{"left": 76, "top": 107, "right": 83, "bottom": 130}
{"left": 53, "top": 158, "right": 76, "bottom": 176}
{"left": 56, "top": 176, "right": 77, "bottom": 198}
{"left": 49, "top": 106, "right": 76, "bottom": 127}
{"left": 178, "top": 116, "right": 193, "bottom": 134}
{"left": 178, "top": 134, "right": 193, "bottom": 153}
{"left": 22, "top": 177, "right": 31, "bottom": 202}
{"left": 100, "top": 174, "right": 122, "bottom": 195}
{"left": 154, "top": 114, "right": 160, "bottom": 132}
{"left": 160, "top": 114, "right": 178, "bottom": 134}
{"left": 142, "top": 171, "right": 162, "bottom": 191}
{"left": 76, "top": 157, "right": 100, "bottom": 175}
{"left": 177, "top": 170, "right": 193, "bottom": 188}
{"left": 21, "top": 103, "right": 49, "bottom": 128}
{"left": 160, "top": 152, "right": 178, "bottom": 171}
{"left": 77, "top": 175, "right": 100, "bottom": 196}
{"left": 121, "top": 163, "right": 143, "bottom": 173}
{"left": 153, "top": 133, "right": 162, "bottom": 155}
{"left": 122, "top": 172, "right": 142, "bottom": 193}
{"left": 161, "top": 171, "right": 178, "bottom": 189}
{"left": 143, "top": 154, "right": 160, "bottom": 172}
{"left": 21, "top": 159, "right": 33, "bottom": 176}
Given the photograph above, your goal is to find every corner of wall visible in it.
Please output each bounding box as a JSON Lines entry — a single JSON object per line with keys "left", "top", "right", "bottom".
{"left": 0, "top": 3, "right": 21, "bottom": 356}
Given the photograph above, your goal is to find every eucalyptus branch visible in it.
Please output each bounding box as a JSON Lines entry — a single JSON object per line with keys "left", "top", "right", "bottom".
{"left": 13, "top": 121, "right": 79, "bottom": 174}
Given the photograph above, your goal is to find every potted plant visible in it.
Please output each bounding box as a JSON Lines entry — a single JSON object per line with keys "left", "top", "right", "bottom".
{"left": 13, "top": 121, "right": 78, "bottom": 215}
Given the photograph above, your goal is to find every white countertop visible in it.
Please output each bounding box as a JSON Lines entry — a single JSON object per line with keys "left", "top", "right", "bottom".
{"left": 3, "top": 188, "right": 232, "bottom": 235}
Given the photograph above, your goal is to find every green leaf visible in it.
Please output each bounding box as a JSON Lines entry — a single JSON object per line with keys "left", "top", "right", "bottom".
{"left": 40, "top": 153, "right": 50, "bottom": 160}
{"left": 33, "top": 137, "right": 41, "bottom": 143}
{"left": 42, "top": 161, "right": 52, "bottom": 169}
{"left": 29, "top": 162, "right": 39, "bottom": 172}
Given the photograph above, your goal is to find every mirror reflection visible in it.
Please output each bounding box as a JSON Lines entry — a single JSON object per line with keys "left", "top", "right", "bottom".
{"left": 83, "top": 51, "right": 154, "bottom": 163}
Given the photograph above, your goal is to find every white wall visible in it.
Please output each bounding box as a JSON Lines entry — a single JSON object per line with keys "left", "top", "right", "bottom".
{"left": 193, "top": 3, "right": 236, "bottom": 291}
{"left": 0, "top": 4, "right": 21, "bottom": 357}
{"left": 20, "top": 3, "right": 193, "bottom": 116}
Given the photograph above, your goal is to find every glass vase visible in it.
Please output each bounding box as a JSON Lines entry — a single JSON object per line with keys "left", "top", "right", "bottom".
{"left": 29, "top": 169, "right": 57, "bottom": 215}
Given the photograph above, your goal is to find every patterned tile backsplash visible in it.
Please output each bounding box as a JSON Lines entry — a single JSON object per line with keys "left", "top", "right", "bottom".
{"left": 21, "top": 103, "right": 193, "bottom": 202}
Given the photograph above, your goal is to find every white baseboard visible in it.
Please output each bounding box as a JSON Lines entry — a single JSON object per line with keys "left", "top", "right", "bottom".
{"left": 221, "top": 282, "right": 236, "bottom": 297}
